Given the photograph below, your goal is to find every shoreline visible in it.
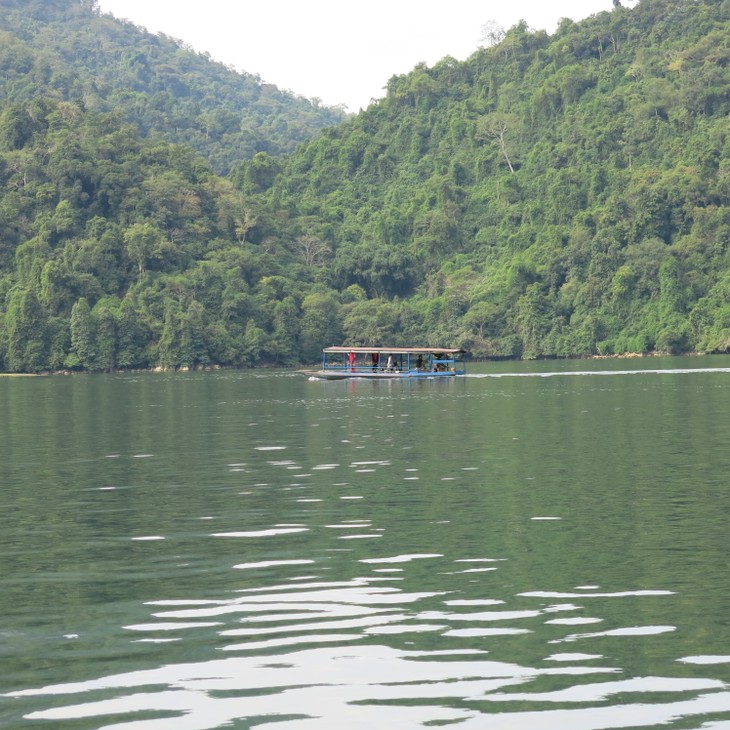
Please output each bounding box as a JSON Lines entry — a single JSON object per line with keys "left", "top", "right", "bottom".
{"left": 1, "top": 351, "right": 726, "bottom": 377}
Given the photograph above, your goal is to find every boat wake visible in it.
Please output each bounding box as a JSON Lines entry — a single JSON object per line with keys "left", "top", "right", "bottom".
{"left": 467, "top": 367, "right": 730, "bottom": 379}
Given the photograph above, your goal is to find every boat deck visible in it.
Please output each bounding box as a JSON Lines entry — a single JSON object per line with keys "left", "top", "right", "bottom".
{"left": 300, "top": 346, "right": 465, "bottom": 380}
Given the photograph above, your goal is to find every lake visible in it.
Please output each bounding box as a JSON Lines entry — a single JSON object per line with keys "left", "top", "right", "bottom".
{"left": 2, "top": 357, "right": 730, "bottom": 729}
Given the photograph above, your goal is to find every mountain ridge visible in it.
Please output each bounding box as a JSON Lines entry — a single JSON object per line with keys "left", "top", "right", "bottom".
{"left": 0, "top": 0, "right": 347, "bottom": 175}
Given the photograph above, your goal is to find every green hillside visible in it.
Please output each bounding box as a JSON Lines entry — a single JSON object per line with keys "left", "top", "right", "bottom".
{"left": 1, "top": 0, "right": 730, "bottom": 372}
{"left": 0, "top": 0, "right": 346, "bottom": 174}
{"left": 237, "top": 0, "right": 730, "bottom": 359}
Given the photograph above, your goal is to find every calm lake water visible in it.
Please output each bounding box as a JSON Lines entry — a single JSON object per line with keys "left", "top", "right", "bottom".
{"left": 2, "top": 357, "right": 730, "bottom": 729}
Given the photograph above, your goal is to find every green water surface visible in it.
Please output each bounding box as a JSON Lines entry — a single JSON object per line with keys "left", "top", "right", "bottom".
{"left": 1, "top": 357, "right": 729, "bottom": 729}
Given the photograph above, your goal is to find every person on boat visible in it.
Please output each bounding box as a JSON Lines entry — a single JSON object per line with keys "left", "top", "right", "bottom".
{"left": 386, "top": 354, "right": 395, "bottom": 372}
{"left": 416, "top": 354, "right": 424, "bottom": 371}
{"left": 348, "top": 351, "right": 356, "bottom": 372}
{"left": 371, "top": 352, "right": 379, "bottom": 371}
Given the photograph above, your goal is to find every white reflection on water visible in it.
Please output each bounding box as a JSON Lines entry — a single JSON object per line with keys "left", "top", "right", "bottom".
{"left": 546, "top": 653, "right": 604, "bottom": 662}
{"left": 545, "top": 617, "right": 604, "bottom": 625}
{"left": 124, "top": 622, "right": 223, "bottom": 634}
{"left": 212, "top": 528, "right": 309, "bottom": 538}
{"left": 679, "top": 656, "right": 730, "bottom": 665}
{"left": 571, "top": 625, "right": 676, "bottom": 638}
{"left": 360, "top": 553, "right": 442, "bottom": 564}
{"left": 4, "top": 500, "right": 726, "bottom": 730}
{"left": 13, "top": 645, "right": 730, "bottom": 730}
{"left": 521, "top": 590, "right": 675, "bottom": 598}
{"left": 7, "top": 566, "right": 729, "bottom": 730}
{"left": 8, "top": 644, "right": 617, "bottom": 727}
{"left": 233, "top": 559, "right": 315, "bottom": 570}
{"left": 444, "top": 628, "right": 532, "bottom": 637}
{"left": 485, "top": 676, "right": 725, "bottom": 703}
{"left": 420, "top": 609, "right": 542, "bottom": 622}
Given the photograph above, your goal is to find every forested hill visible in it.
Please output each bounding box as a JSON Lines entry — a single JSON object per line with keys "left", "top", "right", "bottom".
{"left": 0, "top": 0, "right": 346, "bottom": 173}
{"left": 1, "top": 0, "right": 730, "bottom": 374}
{"left": 236, "top": 0, "right": 730, "bottom": 360}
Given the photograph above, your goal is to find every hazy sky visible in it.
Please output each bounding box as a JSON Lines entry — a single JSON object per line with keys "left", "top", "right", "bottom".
{"left": 96, "top": 0, "right": 631, "bottom": 111}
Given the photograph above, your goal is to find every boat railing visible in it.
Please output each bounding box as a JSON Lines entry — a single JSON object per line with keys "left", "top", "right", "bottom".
{"left": 322, "top": 364, "right": 459, "bottom": 374}
{"left": 323, "top": 363, "right": 398, "bottom": 373}
{"left": 432, "top": 357, "right": 457, "bottom": 372}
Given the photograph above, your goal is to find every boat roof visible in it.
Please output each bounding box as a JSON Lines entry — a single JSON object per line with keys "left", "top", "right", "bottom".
{"left": 323, "top": 346, "right": 463, "bottom": 355}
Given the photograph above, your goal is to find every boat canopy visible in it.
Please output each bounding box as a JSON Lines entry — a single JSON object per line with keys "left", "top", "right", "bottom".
{"left": 323, "top": 346, "right": 463, "bottom": 355}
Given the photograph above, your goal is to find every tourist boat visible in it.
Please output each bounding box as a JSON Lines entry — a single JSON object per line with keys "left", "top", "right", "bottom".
{"left": 299, "top": 346, "right": 466, "bottom": 380}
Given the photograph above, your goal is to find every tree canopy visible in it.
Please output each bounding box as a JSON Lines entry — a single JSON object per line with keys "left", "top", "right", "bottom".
{"left": 0, "top": 0, "right": 346, "bottom": 175}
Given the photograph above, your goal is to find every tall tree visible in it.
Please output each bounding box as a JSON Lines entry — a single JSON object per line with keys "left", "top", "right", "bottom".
{"left": 4, "top": 288, "right": 49, "bottom": 372}
{"left": 69, "top": 297, "right": 95, "bottom": 370}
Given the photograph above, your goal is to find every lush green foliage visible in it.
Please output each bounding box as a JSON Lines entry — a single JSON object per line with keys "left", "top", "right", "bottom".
{"left": 0, "top": 0, "right": 346, "bottom": 174}
{"left": 0, "top": 97, "right": 356, "bottom": 371}
{"left": 235, "top": 0, "right": 730, "bottom": 360}
{"left": 2, "top": 0, "right": 730, "bottom": 372}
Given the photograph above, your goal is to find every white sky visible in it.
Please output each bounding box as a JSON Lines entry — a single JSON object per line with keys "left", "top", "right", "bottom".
{"left": 96, "top": 0, "right": 630, "bottom": 111}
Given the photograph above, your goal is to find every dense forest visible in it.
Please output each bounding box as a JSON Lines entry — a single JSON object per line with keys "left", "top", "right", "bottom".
{"left": 0, "top": 0, "right": 346, "bottom": 174}
{"left": 1, "top": 0, "right": 730, "bottom": 372}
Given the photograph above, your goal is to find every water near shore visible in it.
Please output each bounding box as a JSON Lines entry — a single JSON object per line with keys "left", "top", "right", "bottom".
{"left": 2, "top": 356, "right": 730, "bottom": 729}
